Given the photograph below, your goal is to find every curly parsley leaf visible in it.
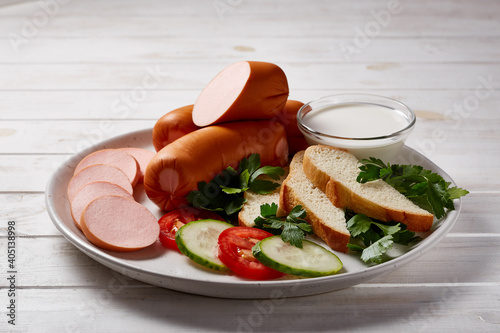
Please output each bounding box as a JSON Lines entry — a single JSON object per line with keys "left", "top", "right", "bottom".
{"left": 253, "top": 203, "right": 313, "bottom": 248}
{"left": 360, "top": 235, "right": 394, "bottom": 264}
{"left": 346, "top": 212, "right": 421, "bottom": 264}
{"left": 356, "top": 157, "right": 469, "bottom": 219}
{"left": 187, "top": 154, "right": 284, "bottom": 217}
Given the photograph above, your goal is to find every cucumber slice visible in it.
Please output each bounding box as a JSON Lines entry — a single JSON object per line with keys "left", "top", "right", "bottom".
{"left": 252, "top": 236, "right": 343, "bottom": 277}
{"left": 175, "top": 219, "right": 233, "bottom": 271}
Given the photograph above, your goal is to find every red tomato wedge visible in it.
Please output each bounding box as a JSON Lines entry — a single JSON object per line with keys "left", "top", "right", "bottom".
{"left": 217, "top": 227, "right": 286, "bottom": 280}
{"left": 158, "top": 207, "right": 224, "bottom": 252}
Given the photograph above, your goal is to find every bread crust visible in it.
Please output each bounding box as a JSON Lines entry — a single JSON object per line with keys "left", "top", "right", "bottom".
{"left": 303, "top": 145, "right": 434, "bottom": 232}
{"left": 279, "top": 152, "right": 350, "bottom": 253}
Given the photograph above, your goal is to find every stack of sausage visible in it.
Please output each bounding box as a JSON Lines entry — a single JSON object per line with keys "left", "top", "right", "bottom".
{"left": 67, "top": 61, "right": 309, "bottom": 253}
{"left": 145, "top": 61, "right": 308, "bottom": 212}
{"left": 67, "top": 147, "right": 159, "bottom": 252}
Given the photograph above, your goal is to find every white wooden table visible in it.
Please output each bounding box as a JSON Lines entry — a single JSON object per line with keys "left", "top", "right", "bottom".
{"left": 1, "top": 0, "right": 499, "bottom": 332}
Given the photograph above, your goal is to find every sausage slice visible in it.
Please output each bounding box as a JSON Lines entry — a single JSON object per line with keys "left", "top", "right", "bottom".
{"left": 81, "top": 195, "right": 160, "bottom": 252}
{"left": 74, "top": 149, "right": 140, "bottom": 187}
{"left": 67, "top": 164, "right": 133, "bottom": 201}
{"left": 70, "top": 181, "right": 134, "bottom": 230}
{"left": 118, "top": 147, "right": 156, "bottom": 183}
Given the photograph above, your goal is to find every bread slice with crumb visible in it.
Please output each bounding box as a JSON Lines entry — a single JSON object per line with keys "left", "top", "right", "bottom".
{"left": 279, "top": 151, "right": 350, "bottom": 253}
{"left": 238, "top": 169, "right": 288, "bottom": 228}
{"left": 303, "top": 145, "right": 435, "bottom": 232}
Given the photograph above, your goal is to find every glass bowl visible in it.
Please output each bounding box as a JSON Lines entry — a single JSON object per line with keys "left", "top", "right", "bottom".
{"left": 297, "top": 93, "right": 416, "bottom": 161}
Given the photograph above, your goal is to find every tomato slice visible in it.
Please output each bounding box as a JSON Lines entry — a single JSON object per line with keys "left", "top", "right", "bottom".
{"left": 158, "top": 207, "right": 224, "bottom": 252}
{"left": 217, "top": 227, "right": 286, "bottom": 280}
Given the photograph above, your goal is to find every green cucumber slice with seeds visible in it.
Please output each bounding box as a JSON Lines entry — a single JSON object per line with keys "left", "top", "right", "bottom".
{"left": 175, "top": 219, "right": 233, "bottom": 271}
{"left": 252, "top": 236, "right": 343, "bottom": 277}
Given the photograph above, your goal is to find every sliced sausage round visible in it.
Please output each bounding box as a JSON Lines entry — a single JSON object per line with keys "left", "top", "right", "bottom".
{"left": 74, "top": 149, "right": 139, "bottom": 186}
{"left": 67, "top": 164, "right": 133, "bottom": 201}
{"left": 81, "top": 195, "right": 160, "bottom": 252}
{"left": 70, "top": 181, "right": 134, "bottom": 230}
{"left": 118, "top": 147, "right": 156, "bottom": 183}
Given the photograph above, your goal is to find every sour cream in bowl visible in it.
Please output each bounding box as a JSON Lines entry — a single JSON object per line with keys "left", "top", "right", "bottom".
{"left": 297, "top": 94, "right": 416, "bottom": 161}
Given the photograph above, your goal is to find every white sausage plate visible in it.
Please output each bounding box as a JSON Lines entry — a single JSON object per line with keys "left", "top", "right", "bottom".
{"left": 46, "top": 128, "right": 462, "bottom": 299}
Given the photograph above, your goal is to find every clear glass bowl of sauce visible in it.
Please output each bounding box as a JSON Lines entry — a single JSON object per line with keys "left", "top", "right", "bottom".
{"left": 297, "top": 94, "right": 416, "bottom": 161}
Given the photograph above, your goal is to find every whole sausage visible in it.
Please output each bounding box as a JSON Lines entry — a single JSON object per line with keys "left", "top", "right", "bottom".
{"left": 152, "top": 105, "right": 199, "bottom": 152}
{"left": 144, "top": 120, "right": 289, "bottom": 211}
{"left": 276, "top": 99, "right": 309, "bottom": 154}
{"left": 192, "top": 61, "right": 289, "bottom": 127}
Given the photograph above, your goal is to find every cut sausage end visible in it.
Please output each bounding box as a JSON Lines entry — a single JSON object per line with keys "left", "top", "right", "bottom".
{"left": 192, "top": 61, "right": 289, "bottom": 127}
{"left": 192, "top": 61, "right": 251, "bottom": 126}
{"left": 81, "top": 195, "right": 160, "bottom": 252}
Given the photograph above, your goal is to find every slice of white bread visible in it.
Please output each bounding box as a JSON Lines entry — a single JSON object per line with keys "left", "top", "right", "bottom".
{"left": 238, "top": 168, "right": 288, "bottom": 228}
{"left": 279, "top": 151, "right": 350, "bottom": 253}
{"left": 303, "top": 145, "right": 434, "bottom": 232}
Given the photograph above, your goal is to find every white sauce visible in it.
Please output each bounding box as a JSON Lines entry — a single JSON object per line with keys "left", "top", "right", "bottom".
{"left": 300, "top": 103, "right": 412, "bottom": 161}
{"left": 302, "top": 104, "right": 409, "bottom": 138}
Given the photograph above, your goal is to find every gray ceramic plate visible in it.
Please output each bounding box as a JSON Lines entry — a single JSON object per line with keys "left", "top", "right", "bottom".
{"left": 45, "top": 128, "right": 462, "bottom": 299}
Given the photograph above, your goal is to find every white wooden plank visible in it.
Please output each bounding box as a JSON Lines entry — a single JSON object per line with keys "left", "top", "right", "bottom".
{"left": 0, "top": 236, "right": 497, "bottom": 288}
{"left": 0, "top": 90, "right": 199, "bottom": 120}
{"left": 0, "top": 193, "right": 60, "bottom": 236}
{"left": 0, "top": 63, "right": 498, "bottom": 91}
{"left": 1, "top": 37, "right": 499, "bottom": 64}
{"left": 370, "top": 235, "right": 500, "bottom": 284}
{"left": 0, "top": 120, "right": 154, "bottom": 154}
{"left": 449, "top": 193, "right": 500, "bottom": 234}
{"left": 2, "top": 0, "right": 497, "bottom": 19}
{"left": 1, "top": 2, "right": 499, "bottom": 40}
{"left": 2, "top": 285, "right": 498, "bottom": 332}
{"left": 0, "top": 154, "right": 69, "bottom": 192}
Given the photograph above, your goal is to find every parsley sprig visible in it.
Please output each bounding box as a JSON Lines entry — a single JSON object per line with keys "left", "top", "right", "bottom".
{"left": 356, "top": 157, "right": 469, "bottom": 219}
{"left": 187, "top": 154, "right": 285, "bottom": 217}
{"left": 253, "top": 203, "right": 313, "bottom": 248}
{"left": 346, "top": 212, "right": 421, "bottom": 264}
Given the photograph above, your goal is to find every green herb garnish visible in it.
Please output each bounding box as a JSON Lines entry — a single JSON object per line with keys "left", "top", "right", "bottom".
{"left": 187, "top": 154, "right": 285, "bottom": 217}
{"left": 356, "top": 157, "right": 469, "bottom": 219}
{"left": 346, "top": 212, "right": 421, "bottom": 264}
{"left": 253, "top": 203, "right": 313, "bottom": 248}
